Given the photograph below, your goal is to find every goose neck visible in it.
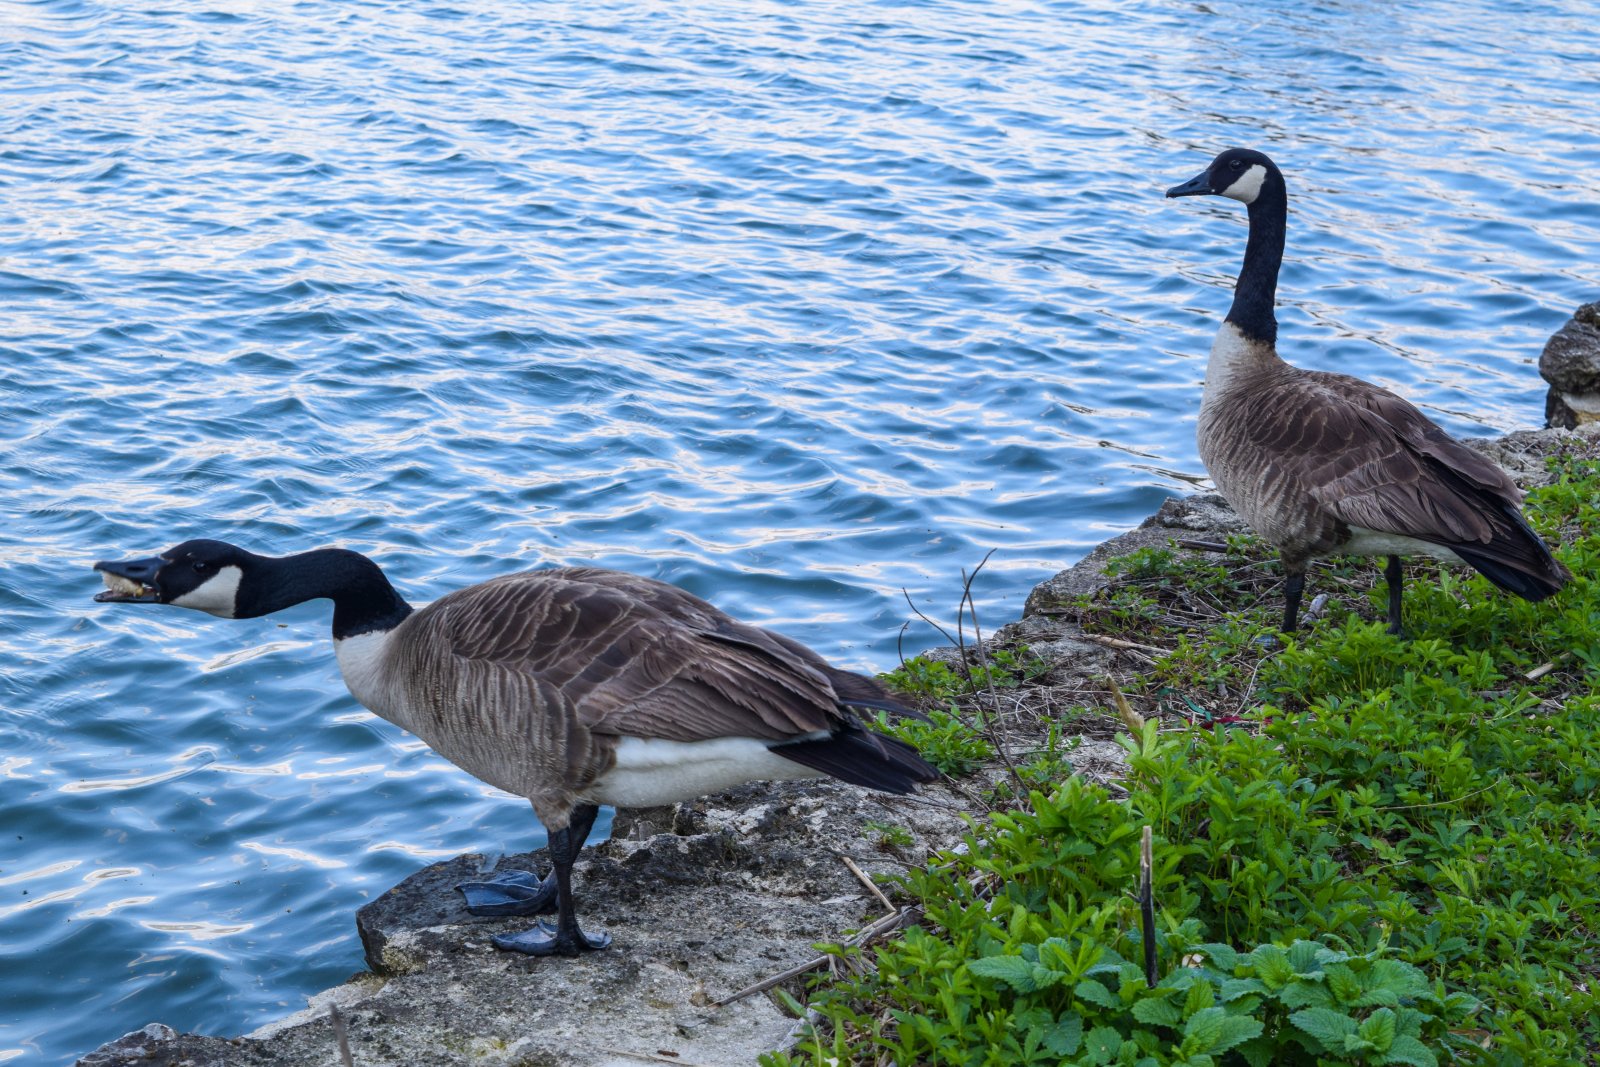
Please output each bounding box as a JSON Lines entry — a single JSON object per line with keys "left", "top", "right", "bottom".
{"left": 1225, "top": 186, "right": 1287, "bottom": 346}
{"left": 243, "top": 549, "right": 414, "bottom": 639}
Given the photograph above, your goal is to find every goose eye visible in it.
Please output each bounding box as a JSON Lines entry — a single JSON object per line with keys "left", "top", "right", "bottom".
{"left": 193, "top": 560, "right": 211, "bottom": 574}
{"left": 1230, "top": 159, "right": 1244, "bottom": 169}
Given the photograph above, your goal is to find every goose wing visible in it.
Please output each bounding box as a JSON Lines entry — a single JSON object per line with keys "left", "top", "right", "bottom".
{"left": 415, "top": 568, "right": 872, "bottom": 746}
{"left": 1285, "top": 371, "right": 1522, "bottom": 545}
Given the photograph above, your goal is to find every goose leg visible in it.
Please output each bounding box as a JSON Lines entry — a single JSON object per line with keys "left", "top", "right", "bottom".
{"left": 456, "top": 804, "right": 599, "bottom": 918}
{"left": 491, "top": 804, "right": 611, "bottom": 957}
{"left": 1281, "top": 567, "right": 1307, "bottom": 632}
{"left": 1383, "top": 555, "right": 1404, "bottom": 636}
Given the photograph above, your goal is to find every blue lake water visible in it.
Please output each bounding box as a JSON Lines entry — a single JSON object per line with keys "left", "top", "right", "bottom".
{"left": 2, "top": 0, "right": 1598, "bottom": 1061}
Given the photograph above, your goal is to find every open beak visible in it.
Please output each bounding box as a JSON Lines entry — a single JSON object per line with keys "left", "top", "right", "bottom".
{"left": 1165, "top": 169, "right": 1213, "bottom": 198}
{"left": 93, "top": 556, "right": 165, "bottom": 604}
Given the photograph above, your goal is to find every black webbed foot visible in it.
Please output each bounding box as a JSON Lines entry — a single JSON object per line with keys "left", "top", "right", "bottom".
{"left": 456, "top": 869, "right": 558, "bottom": 917}
{"left": 481, "top": 804, "right": 606, "bottom": 956}
{"left": 493, "top": 919, "right": 612, "bottom": 956}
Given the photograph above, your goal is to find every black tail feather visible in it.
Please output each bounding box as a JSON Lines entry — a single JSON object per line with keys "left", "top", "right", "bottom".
{"left": 826, "top": 667, "right": 929, "bottom": 722}
{"left": 1451, "top": 542, "right": 1568, "bottom": 601}
{"left": 771, "top": 724, "right": 938, "bottom": 794}
{"left": 1446, "top": 503, "right": 1569, "bottom": 602}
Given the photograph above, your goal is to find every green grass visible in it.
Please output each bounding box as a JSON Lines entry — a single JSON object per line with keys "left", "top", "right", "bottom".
{"left": 768, "top": 451, "right": 1600, "bottom": 1067}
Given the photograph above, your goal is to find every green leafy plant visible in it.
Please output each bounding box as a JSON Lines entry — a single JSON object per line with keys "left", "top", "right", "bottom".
{"left": 872, "top": 705, "right": 993, "bottom": 776}
{"left": 767, "top": 452, "right": 1600, "bottom": 1067}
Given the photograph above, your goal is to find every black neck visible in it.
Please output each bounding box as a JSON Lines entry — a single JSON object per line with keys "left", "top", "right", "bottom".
{"left": 1225, "top": 177, "right": 1287, "bottom": 346}
{"left": 238, "top": 549, "right": 414, "bottom": 640}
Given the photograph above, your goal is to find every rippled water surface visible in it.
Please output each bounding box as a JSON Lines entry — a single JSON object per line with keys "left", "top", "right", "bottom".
{"left": 3, "top": 0, "right": 1598, "bottom": 1060}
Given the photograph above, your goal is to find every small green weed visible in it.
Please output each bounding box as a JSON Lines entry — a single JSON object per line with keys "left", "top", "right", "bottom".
{"left": 884, "top": 647, "right": 1049, "bottom": 702}
{"left": 877, "top": 646, "right": 1048, "bottom": 778}
{"left": 864, "top": 820, "right": 916, "bottom": 851}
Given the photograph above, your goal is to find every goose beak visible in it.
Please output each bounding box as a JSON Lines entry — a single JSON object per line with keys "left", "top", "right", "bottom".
{"left": 1166, "top": 170, "right": 1213, "bottom": 198}
{"left": 93, "top": 556, "right": 165, "bottom": 603}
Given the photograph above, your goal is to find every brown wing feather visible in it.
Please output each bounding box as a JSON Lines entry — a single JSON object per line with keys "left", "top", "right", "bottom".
{"left": 419, "top": 568, "right": 853, "bottom": 744}
{"left": 1252, "top": 369, "right": 1519, "bottom": 546}
{"left": 392, "top": 621, "right": 611, "bottom": 803}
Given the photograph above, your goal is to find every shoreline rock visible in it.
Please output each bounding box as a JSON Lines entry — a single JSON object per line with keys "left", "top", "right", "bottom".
{"left": 1541, "top": 301, "right": 1600, "bottom": 429}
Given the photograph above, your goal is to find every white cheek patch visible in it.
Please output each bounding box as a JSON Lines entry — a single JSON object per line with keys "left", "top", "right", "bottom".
{"left": 1221, "top": 164, "right": 1267, "bottom": 204}
{"left": 171, "top": 565, "right": 244, "bottom": 617}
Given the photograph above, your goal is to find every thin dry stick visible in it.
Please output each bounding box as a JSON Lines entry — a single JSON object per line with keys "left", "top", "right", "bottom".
{"left": 901, "top": 589, "right": 959, "bottom": 656}
{"left": 715, "top": 907, "right": 921, "bottom": 1007}
{"left": 714, "top": 956, "right": 831, "bottom": 1009}
{"left": 1175, "top": 539, "right": 1230, "bottom": 553}
{"left": 839, "top": 854, "right": 895, "bottom": 915}
{"left": 1139, "top": 826, "right": 1157, "bottom": 987}
{"left": 959, "top": 555, "right": 1030, "bottom": 797}
{"left": 1082, "top": 633, "right": 1168, "bottom": 656}
{"left": 1525, "top": 662, "right": 1557, "bottom": 681}
{"left": 1376, "top": 780, "right": 1503, "bottom": 811}
{"left": 329, "top": 1004, "right": 354, "bottom": 1067}
{"left": 598, "top": 1049, "right": 709, "bottom": 1066}
{"left": 959, "top": 549, "right": 1000, "bottom": 679}
{"left": 1235, "top": 642, "right": 1276, "bottom": 714}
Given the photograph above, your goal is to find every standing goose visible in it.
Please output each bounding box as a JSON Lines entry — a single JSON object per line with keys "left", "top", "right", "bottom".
{"left": 1166, "top": 147, "right": 1568, "bottom": 633}
{"left": 93, "top": 540, "right": 936, "bottom": 957}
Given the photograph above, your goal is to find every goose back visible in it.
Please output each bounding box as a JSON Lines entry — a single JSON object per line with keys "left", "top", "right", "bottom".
{"left": 343, "top": 567, "right": 899, "bottom": 824}
{"left": 1199, "top": 356, "right": 1527, "bottom": 568}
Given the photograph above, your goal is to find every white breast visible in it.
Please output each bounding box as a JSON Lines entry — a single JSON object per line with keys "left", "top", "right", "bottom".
{"left": 583, "top": 735, "right": 826, "bottom": 809}
{"left": 332, "top": 629, "right": 405, "bottom": 723}
{"left": 1202, "top": 321, "right": 1265, "bottom": 408}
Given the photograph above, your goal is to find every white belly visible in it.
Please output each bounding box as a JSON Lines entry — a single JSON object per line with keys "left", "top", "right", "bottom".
{"left": 1343, "top": 527, "right": 1465, "bottom": 563}
{"left": 584, "top": 735, "right": 824, "bottom": 808}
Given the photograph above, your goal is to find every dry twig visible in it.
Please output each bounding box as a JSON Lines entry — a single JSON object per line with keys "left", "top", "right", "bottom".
{"left": 598, "top": 1049, "right": 709, "bottom": 1066}
{"left": 1175, "top": 539, "right": 1230, "bottom": 553}
{"left": 838, "top": 853, "right": 895, "bottom": 915}
{"left": 1138, "top": 826, "right": 1157, "bottom": 987}
{"left": 1526, "top": 659, "right": 1561, "bottom": 681}
{"left": 714, "top": 907, "right": 922, "bottom": 1008}
{"left": 1082, "top": 633, "right": 1169, "bottom": 656}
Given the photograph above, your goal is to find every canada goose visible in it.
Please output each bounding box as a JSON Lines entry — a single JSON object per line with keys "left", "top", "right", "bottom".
{"left": 92, "top": 540, "right": 936, "bottom": 956}
{"left": 1166, "top": 148, "right": 1568, "bottom": 633}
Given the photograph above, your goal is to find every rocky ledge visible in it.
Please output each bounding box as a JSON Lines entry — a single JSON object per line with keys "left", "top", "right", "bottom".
{"left": 78, "top": 781, "right": 974, "bottom": 1067}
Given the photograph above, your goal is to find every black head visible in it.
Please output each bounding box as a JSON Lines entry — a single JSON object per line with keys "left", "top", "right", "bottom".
{"left": 1166, "top": 147, "right": 1282, "bottom": 205}
{"left": 94, "top": 539, "right": 256, "bottom": 617}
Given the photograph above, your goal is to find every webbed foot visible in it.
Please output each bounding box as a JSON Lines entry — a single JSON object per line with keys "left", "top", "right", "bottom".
{"left": 493, "top": 919, "right": 612, "bottom": 956}
{"left": 456, "top": 869, "right": 558, "bottom": 917}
